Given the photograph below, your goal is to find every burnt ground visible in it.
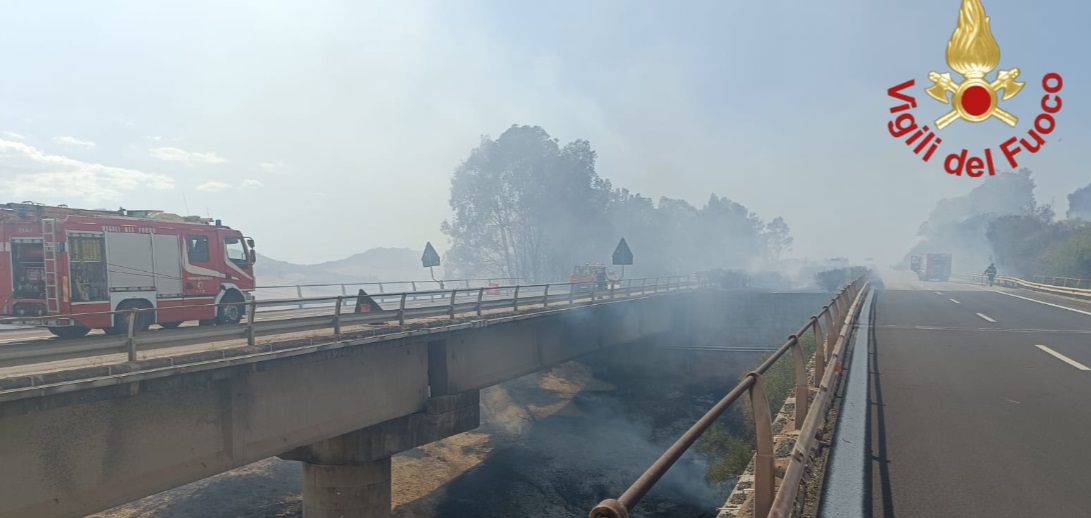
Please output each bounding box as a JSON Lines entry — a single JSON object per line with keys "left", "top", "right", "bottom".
{"left": 94, "top": 357, "right": 745, "bottom": 518}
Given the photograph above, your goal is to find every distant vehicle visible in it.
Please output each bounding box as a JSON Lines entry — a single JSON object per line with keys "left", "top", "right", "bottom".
{"left": 914, "top": 253, "right": 952, "bottom": 281}
{"left": 1, "top": 201, "right": 257, "bottom": 338}
{"left": 569, "top": 264, "right": 620, "bottom": 293}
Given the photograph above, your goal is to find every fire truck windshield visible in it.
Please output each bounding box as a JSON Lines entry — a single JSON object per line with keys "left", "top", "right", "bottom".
{"left": 224, "top": 237, "right": 248, "bottom": 267}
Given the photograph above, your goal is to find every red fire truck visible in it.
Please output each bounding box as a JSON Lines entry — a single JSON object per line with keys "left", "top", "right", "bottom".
{"left": 1, "top": 202, "right": 256, "bottom": 338}
{"left": 569, "top": 263, "right": 620, "bottom": 292}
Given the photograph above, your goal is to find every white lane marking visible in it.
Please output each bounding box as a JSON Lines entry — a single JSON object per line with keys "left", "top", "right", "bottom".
{"left": 976, "top": 313, "right": 996, "bottom": 323}
{"left": 1006, "top": 399, "right": 1021, "bottom": 404}
{"left": 949, "top": 298, "right": 960, "bottom": 304}
{"left": 996, "top": 291, "right": 1091, "bottom": 317}
{"left": 875, "top": 325, "right": 1091, "bottom": 334}
{"left": 1034, "top": 344, "right": 1091, "bottom": 371}
{"left": 935, "top": 292, "right": 943, "bottom": 295}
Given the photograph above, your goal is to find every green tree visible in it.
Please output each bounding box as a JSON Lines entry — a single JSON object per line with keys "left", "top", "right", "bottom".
{"left": 763, "top": 216, "right": 793, "bottom": 265}
{"left": 695, "top": 423, "right": 754, "bottom": 487}
{"left": 441, "top": 125, "right": 611, "bottom": 281}
{"left": 1035, "top": 225, "right": 1091, "bottom": 278}
{"left": 1067, "top": 182, "right": 1091, "bottom": 221}
{"left": 985, "top": 202, "right": 1060, "bottom": 278}
{"left": 904, "top": 169, "right": 1038, "bottom": 271}
{"left": 442, "top": 123, "right": 795, "bottom": 281}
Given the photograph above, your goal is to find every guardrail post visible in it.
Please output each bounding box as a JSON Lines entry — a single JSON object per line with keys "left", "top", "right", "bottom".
{"left": 398, "top": 293, "right": 407, "bottom": 328}
{"left": 653, "top": 278, "right": 659, "bottom": 293}
{"left": 411, "top": 281, "right": 417, "bottom": 292}
{"left": 831, "top": 297, "right": 843, "bottom": 334}
{"left": 296, "top": 285, "right": 304, "bottom": 309}
{"left": 126, "top": 308, "right": 138, "bottom": 362}
{"left": 246, "top": 299, "right": 257, "bottom": 346}
{"left": 543, "top": 284, "right": 550, "bottom": 308}
{"left": 569, "top": 283, "right": 576, "bottom": 305}
{"left": 641, "top": 278, "right": 647, "bottom": 295}
{"left": 333, "top": 296, "right": 343, "bottom": 338}
{"left": 513, "top": 285, "right": 521, "bottom": 311}
{"left": 746, "top": 372, "right": 775, "bottom": 518}
{"left": 378, "top": 283, "right": 384, "bottom": 294}
{"left": 476, "top": 287, "right": 485, "bottom": 316}
{"left": 439, "top": 280, "right": 445, "bottom": 290}
{"left": 590, "top": 281, "right": 596, "bottom": 302}
{"left": 823, "top": 307, "right": 835, "bottom": 361}
{"left": 448, "top": 289, "right": 457, "bottom": 320}
{"left": 812, "top": 317, "right": 825, "bottom": 386}
{"left": 791, "top": 336, "right": 809, "bottom": 429}
{"left": 626, "top": 279, "right": 633, "bottom": 297}
{"left": 340, "top": 284, "right": 347, "bottom": 296}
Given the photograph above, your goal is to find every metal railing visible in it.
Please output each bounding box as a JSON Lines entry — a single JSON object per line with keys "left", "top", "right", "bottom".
{"left": 588, "top": 273, "right": 871, "bottom": 518}
{"left": 1030, "top": 275, "right": 1091, "bottom": 289}
{"left": 0, "top": 276, "right": 697, "bottom": 367}
{"left": 968, "top": 273, "right": 1091, "bottom": 299}
{"left": 252, "top": 278, "right": 528, "bottom": 310}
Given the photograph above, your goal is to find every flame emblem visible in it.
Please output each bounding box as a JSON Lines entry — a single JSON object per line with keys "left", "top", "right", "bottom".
{"left": 925, "top": 0, "right": 1025, "bottom": 130}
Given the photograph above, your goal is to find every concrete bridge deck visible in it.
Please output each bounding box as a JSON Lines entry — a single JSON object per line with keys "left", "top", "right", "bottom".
{"left": 0, "top": 286, "right": 831, "bottom": 518}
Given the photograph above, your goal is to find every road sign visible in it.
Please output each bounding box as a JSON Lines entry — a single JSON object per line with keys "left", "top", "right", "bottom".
{"left": 422, "top": 242, "right": 441, "bottom": 268}
{"left": 612, "top": 238, "right": 633, "bottom": 266}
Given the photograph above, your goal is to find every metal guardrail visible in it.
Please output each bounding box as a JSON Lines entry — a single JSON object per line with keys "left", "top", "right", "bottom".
{"left": 0, "top": 276, "right": 697, "bottom": 367}
{"left": 252, "top": 278, "right": 529, "bottom": 309}
{"left": 1030, "top": 275, "right": 1091, "bottom": 290}
{"left": 588, "top": 273, "right": 871, "bottom": 518}
{"left": 966, "top": 273, "right": 1091, "bottom": 299}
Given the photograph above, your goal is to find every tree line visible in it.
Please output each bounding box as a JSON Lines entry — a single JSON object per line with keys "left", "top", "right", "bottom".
{"left": 905, "top": 168, "right": 1091, "bottom": 279}
{"left": 441, "top": 125, "right": 794, "bottom": 282}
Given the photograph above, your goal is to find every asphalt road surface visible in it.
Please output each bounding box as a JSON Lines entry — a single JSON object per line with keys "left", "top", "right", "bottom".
{"left": 867, "top": 273, "right": 1091, "bottom": 517}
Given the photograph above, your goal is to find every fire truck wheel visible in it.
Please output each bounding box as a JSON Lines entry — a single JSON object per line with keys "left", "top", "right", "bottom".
{"left": 110, "top": 300, "right": 154, "bottom": 335}
{"left": 216, "top": 291, "right": 246, "bottom": 325}
{"left": 48, "top": 326, "right": 91, "bottom": 339}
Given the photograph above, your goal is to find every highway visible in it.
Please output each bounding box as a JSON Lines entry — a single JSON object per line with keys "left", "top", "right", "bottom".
{"left": 867, "top": 274, "right": 1091, "bottom": 517}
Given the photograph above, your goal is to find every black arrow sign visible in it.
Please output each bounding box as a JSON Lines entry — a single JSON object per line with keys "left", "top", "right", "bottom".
{"left": 612, "top": 238, "right": 633, "bottom": 266}
{"left": 422, "top": 241, "right": 441, "bottom": 268}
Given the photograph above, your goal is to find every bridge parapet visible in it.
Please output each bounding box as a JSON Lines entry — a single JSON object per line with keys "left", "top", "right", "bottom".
{"left": 589, "top": 274, "right": 872, "bottom": 518}
{"left": 0, "top": 278, "right": 699, "bottom": 518}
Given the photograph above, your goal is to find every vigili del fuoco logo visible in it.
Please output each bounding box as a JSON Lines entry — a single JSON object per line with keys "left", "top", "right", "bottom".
{"left": 886, "top": 0, "right": 1063, "bottom": 177}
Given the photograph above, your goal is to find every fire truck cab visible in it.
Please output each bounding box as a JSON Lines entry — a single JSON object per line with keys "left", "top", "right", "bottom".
{"left": 570, "top": 263, "right": 620, "bottom": 293}
{"left": 1, "top": 202, "right": 257, "bottom": 338}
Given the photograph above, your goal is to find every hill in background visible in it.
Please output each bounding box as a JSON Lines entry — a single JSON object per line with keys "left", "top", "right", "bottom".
{"left": 255, "top": 247, "right": 446, "bottom": 287}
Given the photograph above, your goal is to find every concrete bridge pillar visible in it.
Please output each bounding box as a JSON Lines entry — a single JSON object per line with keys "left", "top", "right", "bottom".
{"left": 280, "top": 389, "right": 480, "bottom": 518}
{"left": 302, "top": 457, "right": 391, "bottom": 518}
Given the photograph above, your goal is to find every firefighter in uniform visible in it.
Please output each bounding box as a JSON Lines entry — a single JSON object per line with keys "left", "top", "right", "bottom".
{"left": 984, "top": 263, "right": 997, "bottom": 286}
{"left": 595, "top": 267, "right": 607, "bottom": 294}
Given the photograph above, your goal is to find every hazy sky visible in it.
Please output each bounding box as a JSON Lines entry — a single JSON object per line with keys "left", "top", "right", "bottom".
{"left": 1, "top": 0, "right": 1088, "bottom": 268}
